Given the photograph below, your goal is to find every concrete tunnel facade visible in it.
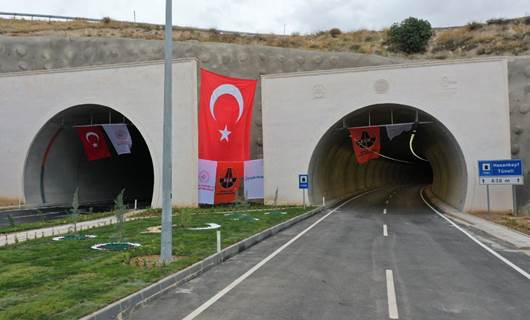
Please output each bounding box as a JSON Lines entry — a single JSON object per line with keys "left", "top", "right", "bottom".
{"left": 262, "top": 58, "right": 513, "bottom": 212}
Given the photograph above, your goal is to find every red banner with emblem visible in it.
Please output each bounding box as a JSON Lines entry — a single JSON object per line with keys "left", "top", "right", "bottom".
{"left": 348, "top": 127, "right": 381, "bottom": 164}
{"left": 199, "top": 69, "right": 257, "bottom": 161}
{"left": 76, "top": 126, "right": 111, "bottom": 161}
{"left": 214, "top": 161, "right": 244, "bottom": 204}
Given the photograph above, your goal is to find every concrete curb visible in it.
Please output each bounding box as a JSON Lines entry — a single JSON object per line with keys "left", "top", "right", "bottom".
{"left": 79, "top": 205, "right": 330, "bottom": 320}
{"left": 423, "top": 187, "right": 530, "bottom": 249}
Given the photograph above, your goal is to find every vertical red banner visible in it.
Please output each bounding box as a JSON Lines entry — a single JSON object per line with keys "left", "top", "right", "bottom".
{"left": 199, "top": 69, "right": 257, "bottom": 161}
{"left": 349, "top": 127, "right": 381, "bottom": 164}
{"left": 214, "top": 161, "right": 244, "bottom": 204}
{"left": 75, "top": 126, "right": 112, "bottom": 161}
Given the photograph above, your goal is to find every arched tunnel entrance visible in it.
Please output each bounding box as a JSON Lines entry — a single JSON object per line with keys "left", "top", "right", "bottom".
{"left": 23, "top": 104, "right": 154, "bottom": 207}
{"left": 308, "top": 104, "right": 467, "bottom": 210}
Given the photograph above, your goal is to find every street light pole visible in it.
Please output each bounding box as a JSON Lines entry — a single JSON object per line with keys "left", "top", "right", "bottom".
{"left": 160, "top": 0, "right": 173, "bottom": 264}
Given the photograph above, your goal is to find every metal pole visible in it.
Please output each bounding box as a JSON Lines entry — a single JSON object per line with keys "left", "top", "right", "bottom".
{"left": 302, "top": 189, "right": 306, "bottom": 209}
{"left": 216, "top": 230, "right": 221, "bottom": 253}
{"left": 486, "top": 185, "right": 490, "bottom": 213}
{"left": 512, "top": 185, "right": 517, "bottom": 216}
{"left": 160, "top": 0, "right": 173, "bottom": 264}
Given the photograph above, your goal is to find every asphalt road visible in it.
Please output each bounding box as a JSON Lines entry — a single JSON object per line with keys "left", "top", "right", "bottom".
{"left": 129, "top": 186, "right": 530, "bottom": 320}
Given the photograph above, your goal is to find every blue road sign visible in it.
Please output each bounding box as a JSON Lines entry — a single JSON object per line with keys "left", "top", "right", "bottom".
{"left": 478, "top": 159, "right": 524, "bottom": 185}
{"left": 299, "top": 174, "right": 309, "bottom": 189}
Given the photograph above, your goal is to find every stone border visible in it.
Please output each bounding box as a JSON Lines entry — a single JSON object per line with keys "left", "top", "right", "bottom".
{"left": 79, "top": 204, "right": 333, "bottom": 320}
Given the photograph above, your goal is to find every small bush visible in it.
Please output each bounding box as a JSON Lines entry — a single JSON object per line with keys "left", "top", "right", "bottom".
{"left": 329, "top": 28, "right": 342, "bottom": 38}
{"left": 386, "top": 17, "right": 433, "bottom": 54}
{"left": 487, "top": 18, "right": 509, "bottom": 25}
{"left": 102, "top": 17, "right": 112, "bottom": 24}
{"left": 524, "top": 16, "right": 530, "bottom": 25}
{"left": 467, "top": 21, "right": 484, "bottom": 31}
{"left": 177, "top": 208, "right": 192, "bottom": 228}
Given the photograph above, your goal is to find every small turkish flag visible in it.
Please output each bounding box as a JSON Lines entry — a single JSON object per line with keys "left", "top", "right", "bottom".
{"left": 349, "top": 127, "right": 381, "bottom": 164}
{"left": 214, "top": 161, "right": 243, "bottom": 204}
{"left": 76, "top": 126, "right": 112, "bottom": 161}
{"left": 199, "top": 69, "right": 257, "bottom": 161}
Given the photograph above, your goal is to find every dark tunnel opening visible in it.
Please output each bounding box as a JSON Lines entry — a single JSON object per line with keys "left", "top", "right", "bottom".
{"left": 308, "top": 104, "right": 467, "bottom": 210}
{"left": 23, "top": 104, "right": 154, "bottom": 207}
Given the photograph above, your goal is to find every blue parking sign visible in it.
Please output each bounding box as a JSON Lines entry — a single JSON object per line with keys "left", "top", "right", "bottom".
{"left": 299, "top": 174, "right": 309, "bottom": 189}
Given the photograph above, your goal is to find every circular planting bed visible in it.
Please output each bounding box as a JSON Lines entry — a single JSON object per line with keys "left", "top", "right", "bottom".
{"left": 91, "top": 242, "right": 141, "bottom": 251}
{"left": 52, "top": 234, "right": 97, "bottom": 241}
{"left": 187, "top": 223, "right": 221, "bottom": 230}
{"left": 264, "top": 211, "right": 288, "bottom": 217}
{"left": 225, "top": 213, "right": 260, "bottom": 222}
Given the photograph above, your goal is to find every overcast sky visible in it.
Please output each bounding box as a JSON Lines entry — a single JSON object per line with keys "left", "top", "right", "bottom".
{"left": 1, "top": 0, "right": 529, "bottom": 34}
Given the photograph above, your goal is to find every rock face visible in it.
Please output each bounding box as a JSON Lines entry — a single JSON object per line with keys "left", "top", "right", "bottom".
{"left": 1, "top": 36, "right": 529, "bottom": 210}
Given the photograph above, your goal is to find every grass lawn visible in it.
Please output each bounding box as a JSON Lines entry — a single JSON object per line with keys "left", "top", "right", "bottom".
{"left": 0, "top": 206, "right": 312, "bottom": 320}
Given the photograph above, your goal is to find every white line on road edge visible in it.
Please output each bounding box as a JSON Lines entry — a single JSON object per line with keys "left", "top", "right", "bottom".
{"left": 386, "top": 269, "right": 399, "bottom": 319}
{"left": 383, "top": 224, "right": 388, "bottom": 237}
{"left": 383, "top": 208, "right": 387, "bottom": 215}
{"left": 420, "top": 189, "right": 530, "bottom": 280}
{"left": 181, "top": 190, "right": 379, "bottom": 320}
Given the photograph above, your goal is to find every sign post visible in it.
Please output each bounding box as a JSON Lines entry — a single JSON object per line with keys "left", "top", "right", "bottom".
{"left": 299, "top": 174, "right": 309, "bottom": 209}
{"left": 478, "top": 160, "right": 524, "bottom": 215}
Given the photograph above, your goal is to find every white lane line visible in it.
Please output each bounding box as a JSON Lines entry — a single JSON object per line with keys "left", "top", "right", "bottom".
{"left": 386, "top": 269, "right": 399, "bottom": 319}
{"left": 181, "top": 189, "right": 379, "bottom": 320}
{"left": 383, "top": 208, "right": 387, "bottom": 215}
{"left": 420, "top": 189, "right": 530, "bottom": 280}
{"left": 383, "top": 224, "right": 388, "bottom": 237}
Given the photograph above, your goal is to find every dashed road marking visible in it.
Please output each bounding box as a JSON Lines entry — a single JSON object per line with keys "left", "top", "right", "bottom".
{"left": 383, "top": 208, "right": 387, "bottom": 215}
{"left": 383, "top": 224, "right": 388, "bottom": 237}
{"left": 386, "top": 269, "right": 399, "bottom": 319}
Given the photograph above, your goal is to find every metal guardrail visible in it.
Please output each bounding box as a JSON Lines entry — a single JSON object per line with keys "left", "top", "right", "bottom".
{"left": 0, "top": 11, "right": 287, "bottom": 37}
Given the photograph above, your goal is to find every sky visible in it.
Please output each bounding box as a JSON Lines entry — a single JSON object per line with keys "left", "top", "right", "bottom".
{"left": 1, "top": 0, "right": 529, "bottom": 34}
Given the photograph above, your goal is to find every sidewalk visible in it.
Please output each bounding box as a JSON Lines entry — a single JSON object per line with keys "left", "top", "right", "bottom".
{"left": 424, "top": 187, "right": 530, "bottom": 249}
{"left": 0, "top": 210, "right": 144, "bottom": 247}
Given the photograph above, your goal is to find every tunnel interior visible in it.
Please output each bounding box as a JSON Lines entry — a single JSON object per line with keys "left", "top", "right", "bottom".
{"left": 24, "top": 104, "right": 154, "bottom": 207}
{"left": 308, "top": 104, "right": 467, "bottom": 209}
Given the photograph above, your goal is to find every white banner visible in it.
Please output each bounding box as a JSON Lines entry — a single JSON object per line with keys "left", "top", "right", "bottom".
{"left": 386, "top": 123, "right": 413, "bottom": 141}
{"left": 198, "top": 159, "right": 217, "bottom": 204}
{"left": 102, "top": 124, "right": 132, "bottom": 155}
{"left": 244, "top": 159, "right": 264, "bottom": 200}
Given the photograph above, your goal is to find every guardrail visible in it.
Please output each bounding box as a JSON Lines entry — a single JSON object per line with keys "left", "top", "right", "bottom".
{"left": 0, "top": 11, "right": 287, "bottom": 38}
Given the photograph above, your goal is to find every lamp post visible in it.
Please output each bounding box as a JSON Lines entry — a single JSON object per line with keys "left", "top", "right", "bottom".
{"left": 160, "top": 0, "right": 173, "bottom": 264}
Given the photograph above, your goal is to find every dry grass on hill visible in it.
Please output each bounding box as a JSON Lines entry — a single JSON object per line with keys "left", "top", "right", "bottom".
{"left": 1, "top": 16, "right": 530, "bottom": 58}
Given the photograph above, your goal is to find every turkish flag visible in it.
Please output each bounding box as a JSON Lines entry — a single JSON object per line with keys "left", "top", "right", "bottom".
{"left": 349, "top": 127, "right": 381, "bottom": 164}
{"left": 214, "top": 161, "right": 243, "bottom": 204}
{"left": 199, "top": 69, "right": 257, "bottom": 161}
{"left": 76, "top": 126, "right": 112, "bottom": 161}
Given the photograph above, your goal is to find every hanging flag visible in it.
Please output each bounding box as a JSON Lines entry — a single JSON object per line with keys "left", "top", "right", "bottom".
{"left": 385, "top": 123, "right": 413, "bottom": 141}
{"left": 199, "top": 69, "right": 257, "bottom": 161}
{"left": 214, "top": 161, "right": 244, "bottom": 204}
{"left": 349, "top": 127, "right": 381, "bottom": 164}
{"left": 244, "top": 159, "right": 264, "bottom": 200}
{"left": 198, "top": 159, "right": 217, "bottom": 205}
{"left": 76, "top": 126, "right": 112, "bottom": 161}
{"left": 102, "top": 124, "right": 133, "bottom": 155}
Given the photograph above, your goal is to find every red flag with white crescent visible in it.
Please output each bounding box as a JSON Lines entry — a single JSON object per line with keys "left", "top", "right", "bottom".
{"left": 199, "top": 69, "right": 257, "bottom": 161}
{"left": 76, "top": 126, "right": 112, "bottom": 161}
{"left": 214, "top": 161, "right": 244, "bottom": 204}
{"left": 349, "top": 127, "right": 381, "bottom": 164}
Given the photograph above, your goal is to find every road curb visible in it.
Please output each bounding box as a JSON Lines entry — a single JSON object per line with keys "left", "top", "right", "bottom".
{"left": 422, "top": 186, "right": 530, "bottom": 249}
{"left": 80, "top": 205, "right": 330, "bottom": 320}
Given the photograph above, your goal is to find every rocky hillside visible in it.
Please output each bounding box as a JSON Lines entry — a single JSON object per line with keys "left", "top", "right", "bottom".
{"left": 1, "top": 16, "right": 529, "bottom": 59}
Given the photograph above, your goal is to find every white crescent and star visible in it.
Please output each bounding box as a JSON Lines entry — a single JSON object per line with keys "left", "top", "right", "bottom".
{"left": 209, "top": 84, "right": 245, "bottom": 142}
{"left": 85, "top": 132, "right": 100, "bottom": 148}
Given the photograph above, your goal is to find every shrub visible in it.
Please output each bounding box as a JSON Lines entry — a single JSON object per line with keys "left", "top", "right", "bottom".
{"left": 386, "top": 17, "right": 433, "bottom": 53}
{"left": 487, "top": 18, "right": 509, "bottom": 25}
{"left": 524, "top": 16, "right": 530, "bottom": 25}
{"left": 467, "top": 21, "right": 484, "bottom": 31}
{"left": 102, "top": 17, "right": 112, "bottom": 24}
{"left": 329, "top": 28, "right": 342, "bottom": 38}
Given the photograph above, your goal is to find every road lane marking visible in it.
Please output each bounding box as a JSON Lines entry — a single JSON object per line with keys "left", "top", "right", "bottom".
{"left": 383, "top": 208, "right": 387, "bottom": 214}
{"left": 385, "top": 200, "right": 389, "bottom": 204}
{"left": 420, "top": 189, "right": 530, "bottom": 280}
{"left": 181, "top": 189, "right": 380, "bottom": 320}
{"left": 383, "top": 224, "right": 388, "bottom": 237}
{"left": 386, "top": 269, "right": 399, "bottom": 319}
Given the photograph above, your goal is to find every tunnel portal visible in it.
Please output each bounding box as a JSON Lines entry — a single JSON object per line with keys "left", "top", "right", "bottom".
{"left": 23, "top": 104, "right": 154, "bottom": 207}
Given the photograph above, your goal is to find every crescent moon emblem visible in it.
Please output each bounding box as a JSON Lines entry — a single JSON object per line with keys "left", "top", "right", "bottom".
{"left": 85, "top": 132, "right": 100, "bottom": 142}
{"left": 209, "top": 84, "right": 244, "bottom": 123}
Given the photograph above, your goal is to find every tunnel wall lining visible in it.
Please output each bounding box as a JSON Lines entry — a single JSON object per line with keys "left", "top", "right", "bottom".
{"left": 0, "top": 59, "right": 198, "bottom": 208}
{"left": 262, "top": 58, "right": 513, "bottom": 212}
